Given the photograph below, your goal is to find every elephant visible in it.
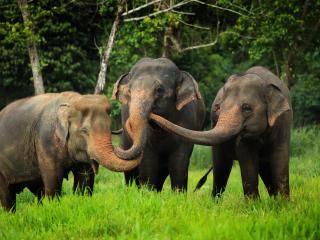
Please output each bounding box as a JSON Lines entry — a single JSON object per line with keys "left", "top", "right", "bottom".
{"left": 150, "top": 66, "right": 292, "bottom": 198}
{"left": 0, "top": 92, "right": 141, "bottom": 211}
{"left": 112, "top": 57, "right": 205, "bottom": 191}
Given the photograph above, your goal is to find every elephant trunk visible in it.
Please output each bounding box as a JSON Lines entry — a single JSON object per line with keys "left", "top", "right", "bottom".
{"left": 150, "top": 105, "right": 243, "bottom": 145}
{"left": 114, "top": 97, "right": 149, "bottom": 160}
{"left": 91, "top": 132, "right": 142, "bottom": 172}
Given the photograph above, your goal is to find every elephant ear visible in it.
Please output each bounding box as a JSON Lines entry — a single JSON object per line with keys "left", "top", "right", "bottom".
{"left": 211, "top": 87, "right": 224, "bottom": 126}
{"left": 55, "top": 103, "right": 71, "bottom": 146}
{"left": 112, "top": 73, "right": 130, "bottom": 104}
{"left": 176, "top": 71, "right": 202, "bottom": 110}
{"left": 267, "top": 84, "right": 291, "bottom": 127}
{"left": 212, "top": 87, "right": 224, "bottom": 107}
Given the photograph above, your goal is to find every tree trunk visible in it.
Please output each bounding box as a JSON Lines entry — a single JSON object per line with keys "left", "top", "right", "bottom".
{"left": 161, "top": 0, "right": 173, "bottom": 58}
{"left": 17, "top": 0, "right": 45, "bottom": 95}
{"left": 272, "top": 48, "right": 280, "bottom": 77}
{"left": 284, "top": 52, "right": 295, "bottom": 88}
{"left": 162, "top": 26, "right": 174, "bottom": 58}
{"left": 95, "top": 0, "right": 126, "bottom": 94}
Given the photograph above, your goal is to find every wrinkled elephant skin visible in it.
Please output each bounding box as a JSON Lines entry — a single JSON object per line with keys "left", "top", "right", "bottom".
{"left": 112, "top": 58, "right": 206, "bottom": 191}
{"left": 151, "top": 66, "right": 292, "bottom": 198}
{"left": 0, "top": 92, "right": 141, "bottom": 211}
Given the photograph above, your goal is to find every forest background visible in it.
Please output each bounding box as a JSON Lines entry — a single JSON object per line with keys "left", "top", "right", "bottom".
{"left": 1, "top": 0, "right": 319, "bottom": 127}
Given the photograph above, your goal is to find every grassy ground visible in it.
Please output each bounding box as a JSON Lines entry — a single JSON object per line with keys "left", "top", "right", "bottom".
{"left": 0, "top": 126, "right": 319, "bottom": 239}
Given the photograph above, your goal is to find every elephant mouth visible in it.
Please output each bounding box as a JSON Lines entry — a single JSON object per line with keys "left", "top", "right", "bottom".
{"left": 148, "top": 119, "right": 162, "bottom": 131}
{"left": 239, "top": 129, "right": 264, "bottom": 139}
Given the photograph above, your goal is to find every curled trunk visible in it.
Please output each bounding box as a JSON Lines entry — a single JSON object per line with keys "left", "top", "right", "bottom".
{"left": 92, "top": 133, "right": 141, "bottom": 172}
{"left": 114, "top": 99, "right": 148, "bottom": 160}
{"left": 113, "top": 118, "right": 147, "bottom": 160}
{"left": 149, "top": 105, "right": 242, "bottom": 146}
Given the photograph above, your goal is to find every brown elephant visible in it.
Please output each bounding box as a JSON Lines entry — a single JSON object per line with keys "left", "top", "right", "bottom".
{"left": 150, "top": 66, "right": 292, "bottom": 198}
{"left": 0, "top": 92, "right": 140, "bottom": 211}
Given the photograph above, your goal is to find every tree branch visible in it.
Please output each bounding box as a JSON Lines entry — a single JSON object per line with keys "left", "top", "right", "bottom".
{"left": 124, "top": 0, "right": 192, "bottom": 22}
{"left": 178, "top": 19, "right": 210, "bottom": 30}
{"left": 191, "top": 0, "right": 246, "bottom": 16}
{"left": 171, "top": 9, "right": 195, "bottom": 15}
{"left": 95, "top": 0, "right": 126, "bottom": 94}
{"left": 122, "top": 0, "right": 164, "bottom": 16}
{"left": 179, "top": 31, "right": 247, "bottom": 52}
{"left": 180, "top": 39, "right": 218, "bottom": 52}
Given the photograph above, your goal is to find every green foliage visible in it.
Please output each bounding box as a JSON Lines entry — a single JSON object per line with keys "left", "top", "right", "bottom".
{"left": 0, "top": 1, "right": 102, "bottom": 108}
{"left": 1, "top": 0, "right": 319, "bottom": 126}
{"left": 0, "top": 126, "right": 319, "bottom": 239}
{"left": 233, "top": 0, "right": 320, "bottom": 60}
{"left": 291, "top": 50, "right": 320, "bottom": 125}
{"left": 290, "top": 126, "right": 320, "bottom": 178}
{"left": 0, "top": 0, "right": 33, "bottom": 104}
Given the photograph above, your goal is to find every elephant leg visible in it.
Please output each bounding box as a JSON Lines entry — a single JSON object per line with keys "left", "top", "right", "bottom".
{"left": 73, "top": 163, "right": 95, "bottom": 196}
{"left": 124, "top": 168, "right": 140, "bottom": 187}
{"left": 155, "top": 167, "right": 169, "bottom": 192}
{"left": 139, "top": 148, "right": 161, "bottom": 191}
{"left": 27, "top": 181, "right": 44, "bottom": 202}
{"left": 38, "top": 157, "right": 64, "bottom": 198}
{"left": 259, "top": 161, "right": 276, "bottom": 196}
{"left": 212, "top": 145, "right": 233, "bottom": 198}
{"left": 268, "top": 147, "right": 290, "bottom": 198}
{"left": 237, "top": 141, "right": 260, "bottom": 199}
{"left": 42, "top": 171, "right": 63, "bottom": 198}
{"left": 168, "top": 143, "right": 192, "bottom": 192}
{"left": 0, "top": 174, "right": 16, "bottom": 212}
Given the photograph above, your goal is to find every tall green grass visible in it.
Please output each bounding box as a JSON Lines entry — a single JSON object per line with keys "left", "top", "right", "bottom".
{"left": 0, "top": 126, "right": 319, "bottom": 239}
{"left": 191, "top": 125, "right": 320, "bottom": 171}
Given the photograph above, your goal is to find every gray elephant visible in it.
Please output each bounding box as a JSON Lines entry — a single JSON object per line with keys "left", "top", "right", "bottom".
{"left": 112, "top": 57, "right": 205, "bottom": 191}
{"left": 151, "top": 66, "right": 292, "bottom": 198}
{"left": 0, "top": 92, "right": 140, "bottom": 211}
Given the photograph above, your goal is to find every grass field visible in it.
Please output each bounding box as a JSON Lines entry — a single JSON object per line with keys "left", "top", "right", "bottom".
{"left": 0, "top": 126, "right": 319, "bottom": 239}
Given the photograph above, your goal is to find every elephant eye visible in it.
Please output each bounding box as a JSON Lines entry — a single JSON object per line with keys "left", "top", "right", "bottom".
{"left": 241, "top": 103, "right": 252, "bottom": 114}
{"left": 155, "top": 85, "right": 165, "bottom": 96}
{"left": 80, "top": 127, "right": 89, "bottom": 135}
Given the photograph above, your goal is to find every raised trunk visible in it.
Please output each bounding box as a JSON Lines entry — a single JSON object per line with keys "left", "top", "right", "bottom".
{"left": 92, "top": 133, "right": 141, "bottom": 172}
{"left": 149, "top": 105, "right": 242, "bottom": 146}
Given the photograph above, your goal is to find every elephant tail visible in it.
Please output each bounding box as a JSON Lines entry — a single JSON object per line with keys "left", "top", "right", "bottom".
{"left": 193, "top": 166, "right": 213, "bottom": 192}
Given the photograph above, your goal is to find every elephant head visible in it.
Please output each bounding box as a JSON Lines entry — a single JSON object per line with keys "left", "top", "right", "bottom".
{"left": 150, "top": 67, "right": 292, "bottom": 145}
{"left": 112, "top": 57, "right": 201, "bottom": 159}
{"left": 55, "top": 93, "right": 141, "bottom": 172}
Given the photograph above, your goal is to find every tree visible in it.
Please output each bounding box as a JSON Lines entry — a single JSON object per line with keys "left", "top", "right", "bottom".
{"left": 95, "top": 0, "right": 126, "bottom": 94}
{"left": 232, "top": 0, "right": 320, "bottom": 87}
{"left": 17, "top": 0, "right": 44, "bottom": 94}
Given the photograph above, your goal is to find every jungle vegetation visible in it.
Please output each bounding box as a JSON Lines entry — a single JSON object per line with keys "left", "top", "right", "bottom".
{"left": 1, "top": 0, "right": 319, "bottom": 126}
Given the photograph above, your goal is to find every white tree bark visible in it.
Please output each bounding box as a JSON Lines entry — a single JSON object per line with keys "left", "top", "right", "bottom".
{"left": 17, "top": 0, "right": 45, "bottom": 95}
{"left": 95, "top": 0, "right": 126, "bottom": 94}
